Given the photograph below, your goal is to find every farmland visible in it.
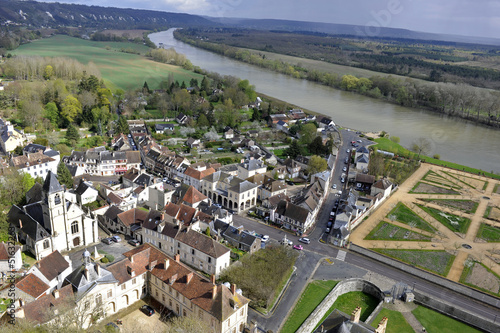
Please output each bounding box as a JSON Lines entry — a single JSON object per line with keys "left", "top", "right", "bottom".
{"left": 12, "top": 35, "right": 202, "bottom": 91}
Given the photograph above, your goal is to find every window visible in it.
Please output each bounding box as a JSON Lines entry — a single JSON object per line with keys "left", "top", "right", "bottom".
{"left": 121, "top": 284, "right": 126, "bottom": 290}
{"left": 177, "top": 243, "right": 180, "bottom": 248}
{"left": 132, "top": 278, "right": 136, "bottom": 284}
{"left": 183, "top": 309, "right": 187, "bottom": 317}
{"left": 43, "top": 240, "right": 50, "bottom": 249}
{"left": 169, "top": 299, "right": 172, "bottom": 307}
{"left": 240, "top": 308, "right": 244, "bottom": 316}
{"left": 54, "top": 194, "right": 61, "bottom": 205}
{"left": 199, "top": 309, "right": 203, "bottom": 320}
{"left": 191, "top": 249, "right": 195, "bottom": 255}
{"left": 228, "top": 319, "right": 230, "bottom": 327}
{"left": 95, "top": 294, "right": 102, "bottom": 305}
{"left": 176, "top": 304, "right": 179, "bottom": 314}
{"left": 208, "top": 257, "right": 212, "bottom": 263}
{"left": 71, "top": 221, "right": 79, "bottom": 234}
{"left": 107, "top": 290, "right": 112, "bottom": 298}
{"left": 169, "top": 286, "right": 172, "bottom": 294}
{"left": 162, "top": 294, "right": 165, "bottom": 302}
{"left": 156, "top": 290, "right": 159, "bottom": 297}
{"left": 176, "top": 291, "right": 179, "bottom": 298}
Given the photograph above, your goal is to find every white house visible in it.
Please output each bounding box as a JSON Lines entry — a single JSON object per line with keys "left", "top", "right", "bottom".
{"left": 10, "top": 151, "right": 59, "bottom": 180}
{"left": 237, "top": 160, "right": 267, "bottom": 179}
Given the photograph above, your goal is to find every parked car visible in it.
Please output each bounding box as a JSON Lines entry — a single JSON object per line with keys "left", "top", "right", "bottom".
{"left": 332, "top": 183, "right": 337, "bottom": 189}
{"left": 293, "top": 244, "right": 303, "bottom": 250}
{"left": 325, "top": 227, "right": 331, "bottom": 233}
{"left": 357, "top": 140, "right": 362, "bottom": 143}
{"left": 141, "top": 305, "right": 155, "bottom": 316}
{"left": 346, "top": 149, "right": 350, "bottom": 153}
{"left": 261, "top": 235, "right": 270, "bottom": 242}
{"left": 342, "top": 166, "right": 347, "bottom": 172}
{"left": 128, "top": 239, "right": 140, "bottom": 247}
{"left": 102, "top": 238, "right": 113, "bottom": 245}
{"left": 111, "top": 235, "right": 122, "bottom": 243}
{"left": 341, "top": 177, "right": 345, "bottom": 183}
{"left": 298, "top": 237, "right": 310, "bottom": 244}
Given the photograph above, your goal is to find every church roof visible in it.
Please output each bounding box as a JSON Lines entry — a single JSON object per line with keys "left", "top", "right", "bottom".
{"left": 42, "top": 171, "right": 64, "bottom": 194}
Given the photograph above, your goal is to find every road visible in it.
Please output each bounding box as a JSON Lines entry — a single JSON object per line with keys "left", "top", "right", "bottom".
{"left": 233, "top": 214, "right": 500, "bottom": 332}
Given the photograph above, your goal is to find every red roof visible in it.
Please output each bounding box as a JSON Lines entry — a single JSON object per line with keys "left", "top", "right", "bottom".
{"left": 16, "top": 274, "right": 49, "bottom": 299}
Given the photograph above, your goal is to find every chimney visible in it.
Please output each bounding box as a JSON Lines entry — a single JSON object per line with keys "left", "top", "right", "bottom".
{"left": 231, "top": 283, "right": 236, "bottom": 295}
{"left": 375, "top": 317, "right": 388, "bottom": 333}
{"left": 212, "top": 285, "right": 217, "bottom": 299}
{"left": 149, "top": 260, "right": 158, "bottom": 270}
{"left": 53, "top": 289, "right": 60, "bottom": 299}
{"left": 161, "top": 213, "right": 165, "bottom": 220}
{"left": 130, "top": 254, "right": 134, "bottom": 263}
{"left": 19, "top": 219, "right": 23, "bottom": 230}
{"left": 127, "top": 266, "right": 136, "bottom": 277}
{"left": 84, "top": 267, "right": 90, "bottom": 281}
{"left": 96, "top": 264, "right": 101, "bottom": 277}
{"left": 350, "top": 306, "right": 361, "bottom": 324}
{"left": 169, "top": 273, "right": 177, "bottom": 285}
{"left": 174, "top": 254, "right": 180, "bottom": 263}
{"left": 164, "top": 259, "right": 170, "bottom": 270}
{"left": 16, "top": 307, "right": 25, "bottom": 319}
{"left": 210, "top": 274, "right": 216, "bottom": 284}
{"left": 186, "top": 272, "right": 193, "bottom": 284}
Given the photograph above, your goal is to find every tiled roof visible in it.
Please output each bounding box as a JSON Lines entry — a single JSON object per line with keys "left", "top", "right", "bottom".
{"left": 103, "top": 205, "right": 124, "bottom": 222}
{"left": 107, "top": 192, "right": 123, "bottom": 205}
{"left": 276, "top": 201, "right": 310, "bottom": 224}
{"left": 16, "top": 273, "right": 49, "bottom": 299}
{"left": 126, "top": 151, "right": 141, "bottom": 164}
{"left": 182, "top": 186, "right": 207, "bottom": 205}
{"left": 11, "top": 152, "right": 55, "bottom": 169}
{"left": 0, "top": 242, "right": 20, "bottom": 261}
{"left": 117, "top": 208, "right": 149, "bottom": 227}
{"left": 175, "top": 228, "right": 230, "bottom": 258}
{"left": 123, "top": 168, "right": 140, "bottom": 182}
{"left": 373, "top": 179, "right": 392, "bottom": 190}
{"left": 355, "top": 174, "right": 375, "bottom": 184}
{"left": 35, "top": 250, "right": 70, "bottom": 282}
{"left": 21, "top": 284, "right": 74, "bottom": 324}
{"left": 184, "top": 167, "right": 215, "bottom": 181}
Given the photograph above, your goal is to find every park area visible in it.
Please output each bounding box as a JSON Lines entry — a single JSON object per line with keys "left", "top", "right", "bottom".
{"left": 350, "top": 163, "right": 500, "bottom": 296}
{"left": 12, "top": 35, "right": 202, "bottom": 91}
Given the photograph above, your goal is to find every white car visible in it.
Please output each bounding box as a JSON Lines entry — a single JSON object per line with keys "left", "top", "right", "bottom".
{"left": 261, "top": 235, "right": 270, "bottom": 242}
{"left": 332, "top": 184, "right": 337, "bottom": 189}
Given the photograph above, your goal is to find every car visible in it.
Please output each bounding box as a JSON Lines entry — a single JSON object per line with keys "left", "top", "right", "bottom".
{"left": 298, "top": 237, "right": 310, "bottom": 244}
{"left": 357, "top": 140, "right": 362, "bottom": 143}
{"left": 325, "top": 227, "right": 331, "bottom": 233}
{"left": 128, "top": 239, "right": 140, "bottom": 246}
{"left": 356, "top": 183, "right": 362, "bottom": 188}
{"left": 141, "top": 305, "right": 155, "bottom": 316}
{"left": 330, "top": 211, "right": 336, "bottom": 217}
{"left": 293, "top": 244, "right": 303, "bottom": 250}
{"left": 102, "top": 238, "right": 113, "bottom": 245}
{"left": 346, "top": 149, "right": 350, "bottom": 153}
{"left": 353, "top": 143, "right": 359, "bottom": 148}
{"left": 261, "top": 235, "right": 270, "bottom": 242}
{"left": 332, "top": 184, "right": 337, "bottom": 189}
{"left": 327, "top": 221, "right": 333, "bottom": 228}
{"left": 341, "top": 177, "right": 345, "bottom": 183}
{"left": 344, "top": 158, "right": 349, "bottom": 164}
{"left": 286, "top": 180, "right": 295, "bottom": 186}
{"left": 111, "top": 235, "right": 122, "bottom": 243}
{"left": 342, "top": 166, "right": 347, "bottom": 172}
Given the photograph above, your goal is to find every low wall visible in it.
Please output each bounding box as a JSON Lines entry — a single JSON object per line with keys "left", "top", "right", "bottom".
{"left": 414, "top": 292, "right": 500, "bottom": 333}
{"left": 296, "top": 279, "right": 383, "bottom": 333}
{"left": 350, "top": 244, "right": 500, "bottom": 310}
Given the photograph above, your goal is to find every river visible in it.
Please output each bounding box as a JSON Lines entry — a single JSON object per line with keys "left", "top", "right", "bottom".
{"left": 149, "top": 29, "right": 500, "bottom": 174}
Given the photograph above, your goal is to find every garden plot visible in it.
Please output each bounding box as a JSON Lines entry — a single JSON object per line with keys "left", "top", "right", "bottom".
{"left": 375, "top": 249, "right": 455, "bottom": 276}
{"left": 488, "top": 206, "right": 500, "bottom": 222}
{"left": 365, "top": 222, "right": 431, "bottom": 241}
{"left": 476, "top": 223, "right": 500, "bottom": 242}
{"left": 419, "top": 198, "right": 478, "bottom": 214}
{"left": 463, "top": 261, "right": 500, "bottom": 294}
{"left": 444, "top": 171, "right": 489, "bottom": 190}
{"left": 387, "top": 203, "right": 435, "bottom": 233}
{"left": 410, "top": 182, "right": 460, "bottom": 195}
{"left": 423, "top": 171, "right": 461, "bottom": 189}
{"left": 417, "top": 204, "right": 471, "bottom": 234}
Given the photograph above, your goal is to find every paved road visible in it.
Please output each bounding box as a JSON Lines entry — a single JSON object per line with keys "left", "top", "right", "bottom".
{"left": 232, "top": 214, "right": 500, "bottom": 331}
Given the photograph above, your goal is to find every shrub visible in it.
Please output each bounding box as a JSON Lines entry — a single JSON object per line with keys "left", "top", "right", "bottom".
{"left": 101, "top": 257, "right": 109, "bottom": 263}
{"left": 105, "top": 254, "right": 115, "bottom": 262}
{"left": 433, "top": 154, "right": 440, "bottom": 160}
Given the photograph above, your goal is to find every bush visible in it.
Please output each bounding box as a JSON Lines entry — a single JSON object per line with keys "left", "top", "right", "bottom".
{"left": 101, "top": 257, "right": 109, "bottom": 263}
{"left": 433, "top": 154, "right": 440, "bottom": 160}
{"left": 105, "top": 254, "right": 115, "bottom": 262}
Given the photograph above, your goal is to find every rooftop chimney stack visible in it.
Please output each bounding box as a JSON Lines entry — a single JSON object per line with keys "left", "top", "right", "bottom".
{"left": 84, "top": 267, "right": 90, "bottom": 281}
{"left": 231, "top": 283, "right": 237, "bottom": 295}
{"left": 211, "top": 274, "right": 216, "bottom": 284}
{"left": 212, "top": 285, "right": 217, "bottom": 299}
{"left": 375, "top": 317, "right": 388, "bottom": 333}
{"left": 53, "top": 289, "right": 60, "bottom": 299}
{"left": 350, "top": 306, "right": 361, "bottom": 324}
{"left": 164, "top": 258, "right": 169, "bottom": 270}
{"left": 174, "top": 254, "right": 180, "bottom": 263}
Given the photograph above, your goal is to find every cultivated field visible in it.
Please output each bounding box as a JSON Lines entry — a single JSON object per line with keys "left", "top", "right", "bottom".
{"left": 12, "top": 35, "right": 202, "bottom": 91}
{"left": 351, "top": 163, "right": 500, "bottom": 295}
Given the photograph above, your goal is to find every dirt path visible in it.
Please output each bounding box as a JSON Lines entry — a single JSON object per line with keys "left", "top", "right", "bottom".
{"left": 351, "top": 163, "right": 500, "bottom": 282}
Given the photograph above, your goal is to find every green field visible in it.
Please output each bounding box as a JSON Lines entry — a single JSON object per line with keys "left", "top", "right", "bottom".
{"left": 476, "top": 223, "right": 500, "bottom": 242}
{"left": 12, "top": 35, "right": 202, "bottom": 91}
{"left": 370, "top": 308, "right": 414, "bottom": 333}
{"left": 412, "top": 306, "right": 482, "bottom": 333}
{"left": 375, "top": 249, "right": 455, "bottom": 276}
{"left": 280, "top": 280, "right": 339, "bottom": 333}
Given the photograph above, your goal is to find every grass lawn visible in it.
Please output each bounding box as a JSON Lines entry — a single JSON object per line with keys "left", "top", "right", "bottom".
{"left": 370, "top": 308, "right": 414, "bottom": 333}
{"left": 373, "top": 138, "right": 500, "bottom": 180}
{"left": 280, "top": 280, "right": 339, "bottom": 333}
{"left": 476, "top": 223, "right": 500, "bottom": 242}
{"left": 315, "top": 291, "right": 379, "bottom": 330}
{"left": 21, "top": 251, "right": 37, "bottom": 268}
{"left": 365, "top": 221, "right": 431, "bottom": 241}
{"left": 12, "top": 35, "right": 202, "bottom": 91}
{"left": 387, "top": 202, "right": 435, "bottom": 233}
{"left": 417, "top": 204, "right": 471, "bottom": 234}
{"left": 412, "top": 306, "right": 482, "bottom": 333}
{"left": 374, "top": 249, "right": 455, "bottom": 276}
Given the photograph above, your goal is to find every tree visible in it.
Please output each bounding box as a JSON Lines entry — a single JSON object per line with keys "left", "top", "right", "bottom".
{"left": 411, "top": 137, "right": 432, "bottom": 159}
{"left": 20, "top": 100, "right": 43, "bottom": 128}
{"left": 201, "top": 76, "right": 211, "bottom": 94}
{"left": 204, "top": 127, "right": 220, "bottom": 141}
{"left": 65, "top": 123, "right": 80, "bottom": 143}
{"left": 307, "top": 155, "right": 328, "bottom": 175}
{"left": 57, "top": 162, "right": 74, "bottom": 189}
{"left": 197, "top": 113, "right": 210, "bottom": 128}
{"left": 299, "top": 123, "right": 317, "bottom": 145}
{"left": 308, "top": 136, "right": 326, "bottom": 155}
{"left": 115, "top": 116, "right": 130, "bottom": 135}
{"left": 143, "top": 81, "right": 151, "bottom": 94}
{"left": 61, "top": 95, "right": 82, "bottom": 123}
{"left": 44, "top": 102, "right": 60, "bottom": 127}
{"left": 284, "top": 140, "right": 302, "bottom": 159}
{"left": 341, "top": 74, "right": 360, "bottom": 91}
{"left": 43, "top": 65, "right": 54, "bottom": 80}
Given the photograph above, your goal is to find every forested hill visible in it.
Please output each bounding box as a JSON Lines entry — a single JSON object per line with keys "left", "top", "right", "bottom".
{"left": 0, "top": 0, "right": 215, "bottom": 29}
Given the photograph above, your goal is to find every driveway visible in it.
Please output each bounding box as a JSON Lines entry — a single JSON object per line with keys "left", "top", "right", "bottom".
{"left": 67, "top": 236, "right": 136, "bottom": 269}
{"left": 119, "top": 307, "right": 168, "bottom": 333}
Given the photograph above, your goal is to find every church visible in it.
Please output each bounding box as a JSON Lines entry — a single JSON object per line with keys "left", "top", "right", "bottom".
{"left": 8, "top": 171, "right": 98, "bottom": 260}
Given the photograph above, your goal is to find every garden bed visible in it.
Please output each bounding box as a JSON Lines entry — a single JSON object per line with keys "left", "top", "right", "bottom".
{"left": 386, "top": 203, "right": 435, "bottom": 233}
{"left": 417, "top": 204, "right": 471, "bottom": 234}
{"left": 460, "top": 260, "right": 500, "bottom": 295}
{"left": 476, "top": 223, "right": 500, "bottom": 242}
{"left": 364, "top": 221, "right": 431, "bottom": 241}
{"left": 374, "top": 249, "right": 455, "bottom": 276}
{"left": 410, "top": 182, "right": 461, "bottom": 195}
{"left": 418, "top": 198, "right": 478, "bottom": 214}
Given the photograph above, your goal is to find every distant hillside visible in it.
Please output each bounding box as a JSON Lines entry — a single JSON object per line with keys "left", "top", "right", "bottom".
{"left": 0, "top": 0, "right": 215, "bottom": 29}
{"left": 206, "top": 17, "right": 500, "bottom": 46}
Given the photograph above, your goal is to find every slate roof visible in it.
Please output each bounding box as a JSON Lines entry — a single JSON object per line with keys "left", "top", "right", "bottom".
{"left": 155, "top": 123, "right": 174, "bottom": 131}
{"left": 64, "top": 262, "right": 117, "bottom": 299}
{"left": 16, "top": 273, "right": 49, "bottom": 299}
{"left": 66, "top": 165, "right": 78, "bottom": 177}
{"left": 223, "top": 226, "right": 259, "bottom": 247}
{"left": 229, "top": 180, "right": 259, "bottom": 194}
{"left": 23, "top": 144, "right": 47, "bottom": 154}
{"left": 35, "top": 250, "right": 70, "bottom": 282}
{"left": 26, "top": 182, "right": 43, "bottom": 204}
{"left": 238, "top": 159, "right": 265, "bottom": 172}
{"left": 314, "top": 309, "right": 375, "bottom": 333}
{"left": 176, "top": 228, "right": 230, "bottom": 258}
{"left": 134, "top": 174, "right": 155, "bottom": 187}
{"left": 356, "top": 154, "right": 369, "bottom": 164}
{"left": 356, "top": 146, "right": 370, "bottom": 154}
{"left": 74, "top": 180, "right": 91, "bottom": 196}
{"left": 8, "top": 205, "right": 50, "bottom": 242}
{"left": 276, "top": 201, "right": 310, "bottom": 224}
{"left": 42, "top": 171, "right": 64, "bottom": 194}
{"left": 104, "top": 205, "right": 125, "bottom": 222}
{"left": 373, "top": 179, "right": 392, "bottom": 190}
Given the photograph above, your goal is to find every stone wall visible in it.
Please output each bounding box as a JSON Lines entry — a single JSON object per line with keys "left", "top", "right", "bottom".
{"left": 414, "top": 291, "right": 500, "bottom": 333}
{"left": 350, "top": 244, "right": 500, "bottom": 309}
{"left": 296, "top": 279, "right": 383, "bottom": 333}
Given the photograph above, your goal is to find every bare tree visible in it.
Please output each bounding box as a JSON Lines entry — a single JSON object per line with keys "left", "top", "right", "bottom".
{"left": 411, "top": 137, "right": 432, "bottom": 159}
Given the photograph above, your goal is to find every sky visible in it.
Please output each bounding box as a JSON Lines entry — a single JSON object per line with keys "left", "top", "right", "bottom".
{"left": 39, "top": 0, "right": 500, "bottom": 39}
